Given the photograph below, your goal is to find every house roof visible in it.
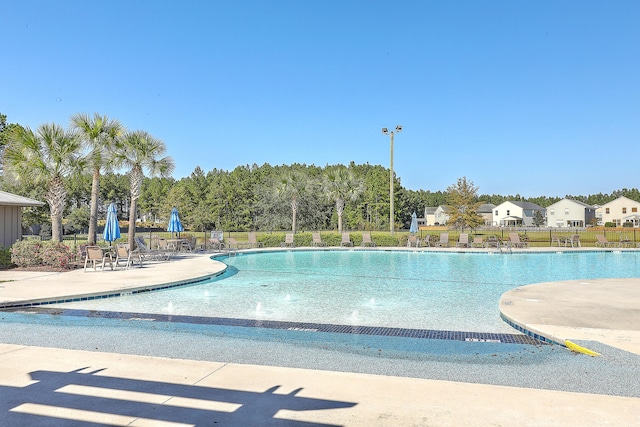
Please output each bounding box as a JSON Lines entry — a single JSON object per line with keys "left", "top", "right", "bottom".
{"left": 0, "top": 190, "right": 45, "bottom": 207}
{"left": 570, "top": 199, "right": 595, "bottom": 209}
{"left": 508, "top": 201, "right": 545, "bottom": 210}
{"left": 424, "top": 207, "right": 437, "bottom": 214}
{"left": 547, "top": 198, "right": 595, "bottom": 209}
{"left": 477, "top": 203, "right": 496, "bottom": 213}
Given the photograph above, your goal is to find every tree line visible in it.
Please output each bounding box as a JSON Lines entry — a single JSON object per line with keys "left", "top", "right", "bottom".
{"left": 2, "top": 112, "right": 639, "bottom": 240}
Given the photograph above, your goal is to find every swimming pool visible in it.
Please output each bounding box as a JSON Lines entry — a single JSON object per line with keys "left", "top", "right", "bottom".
{"left": 47, "top": 250, "right": 640, "bottom": 334}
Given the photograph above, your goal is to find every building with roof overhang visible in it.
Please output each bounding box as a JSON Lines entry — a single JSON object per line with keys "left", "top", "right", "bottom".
{"left": 492, "top": 201, "right": 545, "bottom": 227}
{"left": 0, "top": 190, "right": 45, "bottom": 248}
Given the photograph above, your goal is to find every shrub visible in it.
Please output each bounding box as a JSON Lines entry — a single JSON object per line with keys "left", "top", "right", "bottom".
{"left": 10, "top": 240, "right": 75, "bottom": 269}
{"left": 254, "top": 231, "right": 405, "bottom": 247}
{"left": 39, "top": 241, "right": 75, "bottom": 269}
{"left": 320, "top": 232, "right": 342, "bottom": 246}
{"left": 373, "top": 234, "right": 402, "bottom": 247}
{"left": 259, "top": 233, "right": 287, "bottom": 248}
{"left": 11, "top": 240, "right": 43, "bottom": 267}
{"left": 0, "top": 247, "right": 14, "bottom": 268}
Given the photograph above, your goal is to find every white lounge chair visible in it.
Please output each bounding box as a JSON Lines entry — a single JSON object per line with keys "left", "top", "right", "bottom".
{"left": 509, "top": 233, "right": 529, "bottom": 248}
{"left": 312, "top": 232, "right": 326, "bottom": 247}
{"left": 281, "top": 233, "right": 295, "bottom": 247}
{"left": 434, "top": 233, "right": 449, "bottom": 247}
{"left": 340, "top": 232, "right": 353, "bottom": 247}
{"left": 135, "top": 236, "right": 170, "bottom": 261}
{"left": 595, "top": 234, "right": 617, "bottom": 247}
{"left": 361, "top": 232, "right": 376, "bottom": 247}
{"left": 457, "top": 233, "right": 469, "bottom": 248}
{"left": 248, "top": 232, "right": 263, "bottom": 248}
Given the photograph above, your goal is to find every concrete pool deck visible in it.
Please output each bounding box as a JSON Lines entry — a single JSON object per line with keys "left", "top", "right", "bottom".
{"left": 1, "top": 249, "right": 640, "bottom": 425}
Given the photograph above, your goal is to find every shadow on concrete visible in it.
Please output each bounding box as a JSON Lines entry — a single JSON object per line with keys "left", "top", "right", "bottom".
{"left": 1, "top": 367, "right": 356, "bottom": 426}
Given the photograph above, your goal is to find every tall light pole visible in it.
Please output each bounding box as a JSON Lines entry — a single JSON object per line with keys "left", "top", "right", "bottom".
{"left": 382, "top": 125, "right": 402, "bottom": 235}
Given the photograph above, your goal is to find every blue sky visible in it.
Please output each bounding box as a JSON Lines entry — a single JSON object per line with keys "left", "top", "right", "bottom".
{"left": 3, "top": 1, "right": 638, "bottom": 197}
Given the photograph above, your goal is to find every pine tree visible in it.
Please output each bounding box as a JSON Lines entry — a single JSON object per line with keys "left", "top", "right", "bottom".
{"left": 446, "top": 177, "right": 484, "bottom": 230}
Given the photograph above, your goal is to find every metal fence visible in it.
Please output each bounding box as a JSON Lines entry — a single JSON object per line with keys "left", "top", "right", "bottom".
{"left": 40, "top": 226, "right": 640, "bottom": 250}
{"left": 419, "top": 227, "right": 639, "bottom": 247}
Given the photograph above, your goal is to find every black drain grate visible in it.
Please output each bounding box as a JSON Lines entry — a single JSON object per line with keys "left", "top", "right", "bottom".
{"left": 5, "top": 306, "right": 545, "bottom": 345}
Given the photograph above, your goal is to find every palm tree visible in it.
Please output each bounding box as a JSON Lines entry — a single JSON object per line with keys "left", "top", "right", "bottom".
{"left": 321, "top": 168, "right": 364, "bottom": 233}
{"left": 3, "top": 123, "right": 84, "bottom": 241}
{"left": 276, "top": 171, "right": 309, "bottom": 234}
{"left": 114, "top": 131, "right": 174, "bottom": 249}
{"left": 71, "top": 113, "right": 123, "bottom": 244}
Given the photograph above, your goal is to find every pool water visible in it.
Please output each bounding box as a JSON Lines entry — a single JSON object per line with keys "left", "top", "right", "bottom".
{"left": 50, "top": 250, "right": 640, "bottom": 333}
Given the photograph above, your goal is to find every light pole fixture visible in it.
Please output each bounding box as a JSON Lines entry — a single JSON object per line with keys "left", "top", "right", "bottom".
{"left": 382, "top": 125, "right": 402, "bottom": 235}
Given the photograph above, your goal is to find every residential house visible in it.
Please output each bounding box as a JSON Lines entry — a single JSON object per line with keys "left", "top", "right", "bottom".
{"left": 546, "top": 198, "right": 596, "bottom": 227}
{"left": 596, "top": 196, "right": 640, "bottom": 227}
{"left": 423, "top": 207, "right": 437, "bottom": 226}
{"left": 0, "top": 190, "right": 45, "bottom": 248}
{"left": 492, "top": 201, "right": 545, "bottom": 227}
{"left": 425, "top": 204, "right": 494, "bottom": 226}
{"left": 434, "top": 205, "right": 449, "bottom": 225}
{"left": 478, "top": 203, "right": 496, "bottom": 226}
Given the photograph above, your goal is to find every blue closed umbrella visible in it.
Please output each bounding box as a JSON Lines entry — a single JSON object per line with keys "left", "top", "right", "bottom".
{"left": 103, "top": 203, "right": 121, "bottom": 244}
{"left": 168, "top": 207, "right": 184, "bottom": 236}
{"left": 409, "top": 211, "right": 418, "bottom": 234}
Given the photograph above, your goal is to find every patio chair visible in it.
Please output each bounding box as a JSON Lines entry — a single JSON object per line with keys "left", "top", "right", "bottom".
{"left": 484, "top": 235, "right": 500, "bottom": 248}
{"left": 157, "top": 238, "right": 176, "bottom": 257}
{"left": 181, "top": 236, "right": 196, "bottom": 252}
{"left": 135, "top": 236, "right": 170, "bottom": 261}
{"left": 114, "top": 243, "right": 142, "bottom": 269}
{"left": 159, "top": 237, "right": 175, "bottom": 251}
{"left": 434, "top": 233, "right": 449, "bottom": 247}
{"left": 456, "top": 233, "right": 469, "bottom": 248}
{"left": 84, "top": 246, "right": 113, "bottom": 272}
{"left": 312, "top": 232, "right": 326, "bottom": 247}
{"left": 570, "top": 234, "right": 581, "bottom": 248}
{"left": 472, "top": 236, "right": 484, "bottom": 248}
{"left": 551, "top": 235, "right": 562, "bottom": 247}
{"left": 361, "top": 232, "right": 376, "bottom": 247}
{"left": 595, "top": 234, "right": 617, "bottom": 248}
{"left": 340, "top": 232, "right": 353, "bottom": 247}
{"left": 70, "top": 244, "right": 90, "bottom": 269}
{"left": 227, "top": 237, "right": 240, "bottom": 249}
{"left": 508, "top": 233, "right": 529, "bottom": 248}
{"left": 281, "top": 233, "right": 295, "bottom": 248}
{"left": 208, "top": 237, "right": 225, "bottom": 251}
{"left": 407, "top": 234, "right": 419, "bottom": 248}
{"left": 248, "top": 232, "right": 263, "bottom": 248}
